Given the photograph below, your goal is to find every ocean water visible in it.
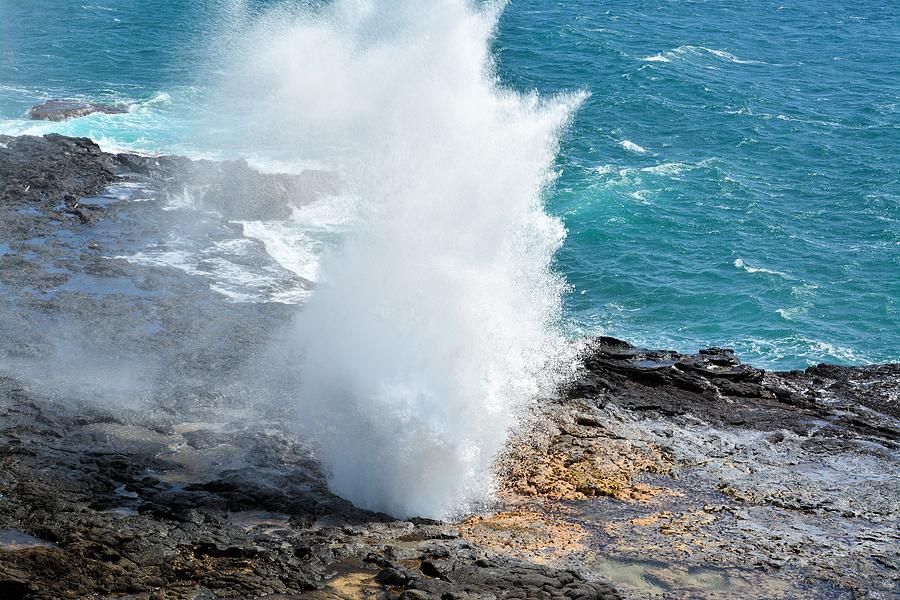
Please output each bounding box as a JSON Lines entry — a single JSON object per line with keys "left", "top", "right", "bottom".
{"left": 1, "top": 0, "right": 898, "bottom": 370}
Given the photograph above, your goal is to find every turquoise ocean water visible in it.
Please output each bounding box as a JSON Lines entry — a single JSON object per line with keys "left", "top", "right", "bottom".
{"left": 1, "top": 0, "right": 897, "bottom": 369}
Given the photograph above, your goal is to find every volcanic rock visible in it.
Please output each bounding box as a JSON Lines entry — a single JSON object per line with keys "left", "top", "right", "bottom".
{"left": 1, "top": 133, "right": 896, "bottom": 599}
{"left": 28, "top": 99, "right": 128, "bottom": 121}
{"left": 28, "top": 99, "right": 129, "bottom": 122}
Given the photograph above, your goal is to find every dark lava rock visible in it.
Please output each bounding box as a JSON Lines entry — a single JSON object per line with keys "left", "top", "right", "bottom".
{"left": 28, "top": 99, "right": 129, "bottom": 122}
{"left": 1, "top": 133, "right": 896, "bottom": 599}
{"left": 0, "top": 134, "right": 119, "bottom": 209}
{"left": 521, "top": 336, "right": 900, "bottom": 597}
{"left": 0, "top": 388, "right": 625, "bottom": 599}
{"left": 0, "top": 132, "right": 339, "bottom": 225}
{"left": 0, "top": 134, "right": 624, "bottom": 599}
{"left": 571, "top": 336, "right": 899, "bottom": 442}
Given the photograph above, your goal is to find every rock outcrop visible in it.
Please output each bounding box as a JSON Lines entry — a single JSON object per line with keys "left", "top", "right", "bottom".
{"left": 498, "top": 337, "right": 898, "bottom": 598}
{"left": 0, "top": 134, "right": 896, "bottom": 599}
{"left": 28, "top": 99, "right": 129, "bottom": 122}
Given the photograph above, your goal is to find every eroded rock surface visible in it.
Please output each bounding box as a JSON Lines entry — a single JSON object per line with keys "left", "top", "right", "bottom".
{"left": 1, "top": 134, "right": 897, "bottom": 599}
{"left": 496, "top": 338, "right": 899, "bottom": 598}
{"left": 0, "top": 134, "right": 621, "bottom": 599}
{"left": 1, "top": 134, "right": 340, "bottom": 222}
{"left": 0, "top": 388, "right": 619, "bottom": 600}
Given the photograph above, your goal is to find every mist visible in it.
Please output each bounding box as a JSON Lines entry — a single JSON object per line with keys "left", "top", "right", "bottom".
{"left": 215, "top": 0, "right": 585, "bottom": 519}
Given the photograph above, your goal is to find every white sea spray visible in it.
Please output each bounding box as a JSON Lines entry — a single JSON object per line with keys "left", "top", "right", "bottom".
{"left": 216, "top": 0, "right": 585, "bottom": 519}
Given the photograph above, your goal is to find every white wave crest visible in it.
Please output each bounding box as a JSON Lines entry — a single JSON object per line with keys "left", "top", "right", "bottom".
{"left": 734, "top": 258, "right": 794, "bottom": 279}
{"left": 640, "top": 162, "right": 691, "bottom": 176}
{"left": 620, "top": 139, "right": 648, "bottom": 154}
{"left": 642, "top": 46, "right": 765, "bottom": 66}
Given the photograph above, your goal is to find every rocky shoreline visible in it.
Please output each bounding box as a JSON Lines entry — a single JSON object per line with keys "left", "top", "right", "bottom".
{"left": 0, "top": 135, "right": 897, "bottom": 599}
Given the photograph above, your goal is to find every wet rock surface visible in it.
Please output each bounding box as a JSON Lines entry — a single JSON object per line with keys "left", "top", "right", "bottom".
{"left": 500, "top": 338, "right": 899, "bottom": 598}
{"left": 1, "top": 135, "right": 897, "bottom": 599}
{"left": 0, "top": 134, "right": 621, "bottom": 599}
{"left": 28, "top": 100, "right": 130, "bottom": 122}
{"left": 0, "top": 389, "right": 619, "bottom": 600}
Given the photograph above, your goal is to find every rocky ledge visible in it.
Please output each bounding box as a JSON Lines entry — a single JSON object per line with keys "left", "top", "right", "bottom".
{"left": 0, "top": 135, "right": 897, "bottom": 599}
{"left": 499, "top": 338, "right": 898, "bottom": 598}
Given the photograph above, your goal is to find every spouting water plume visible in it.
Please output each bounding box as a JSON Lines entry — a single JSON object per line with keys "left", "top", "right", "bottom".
{"left": 219, "top": 0, "right": 585, "bottom": 519}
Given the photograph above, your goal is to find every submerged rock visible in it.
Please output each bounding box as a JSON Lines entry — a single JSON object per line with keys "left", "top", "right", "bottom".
{"left": 28, "top": 99, "right": 129, "bottom": 122}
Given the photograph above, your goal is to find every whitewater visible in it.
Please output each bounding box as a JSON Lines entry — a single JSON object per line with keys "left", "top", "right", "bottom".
{"left": 1, "top": 0, "right": 898, "bottom": 518}
{"left": 215, "top": 0, "right": 584, "bottom": 518}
